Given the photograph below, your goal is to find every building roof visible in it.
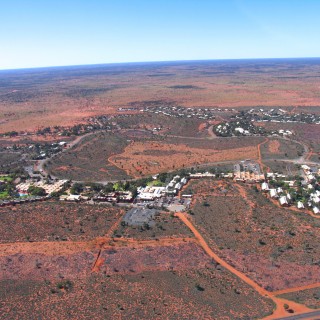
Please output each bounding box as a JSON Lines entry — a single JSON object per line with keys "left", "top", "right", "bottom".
{"left": 123, "top": 208, "right": 157, "bottom": 226}
{"left": 269, "top": 189, "right": 278, "bottom": 198}
{"left": 279, "top": 196, "right": 288, "bottom": 206}
{"left": 297, "top": 201, "right": 304, "bottom": 209}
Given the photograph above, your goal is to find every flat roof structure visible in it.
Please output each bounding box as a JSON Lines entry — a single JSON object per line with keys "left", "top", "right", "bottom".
{"left": 123, "top": 208, "right": 158, "bottom": 227}
{"left": 234, "top": 160, "right": 265, "bottom": 182}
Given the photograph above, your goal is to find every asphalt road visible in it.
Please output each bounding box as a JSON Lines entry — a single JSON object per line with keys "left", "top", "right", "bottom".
{"left": 276, "top": 310, "right": 320, "bottom": 320}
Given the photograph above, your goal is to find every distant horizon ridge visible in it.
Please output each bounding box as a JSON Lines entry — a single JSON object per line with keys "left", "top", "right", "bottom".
{"left": 1, "top": 56, "right": 320, "bottom": 72}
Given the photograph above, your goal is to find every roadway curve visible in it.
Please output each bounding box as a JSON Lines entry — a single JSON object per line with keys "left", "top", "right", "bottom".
{"left": 174, "top": 212, "right": 314, "bottom": 320}
{"left": 36, "top": 127, "right": 319, "bottom": 184}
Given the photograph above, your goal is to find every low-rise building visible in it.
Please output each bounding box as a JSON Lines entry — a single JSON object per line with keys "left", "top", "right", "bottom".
{"left": 261, "top": 182, "right": 269, "bottom": 191}
{"left": 269, "top": 189, "right": 278, "bottom": 198}
{"left": 279, "top": 196, "right": 289, "bottom": 206}
{"left": 123, "top": 208, "right": 158, "bottom": 227}
{"left": 233, "top": 160, "right": 265, "bottom": 182}
{"left": 137, "top": 186, "right": 166, "bottom": 201}
{"left": 189, "top": 172, "right": 216, "bottom": 178}
{"left": 297, "top": 201, "right": 304, "bottom": 209}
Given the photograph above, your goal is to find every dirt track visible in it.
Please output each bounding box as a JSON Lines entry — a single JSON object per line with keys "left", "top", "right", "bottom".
{"left": 271, "top": 283, "right": 320, "bottom": 297}
{"left": 174, "top": 212, "right": 314, "bottom": 320}
{"left": 257, "top": 137, "right": 270, "bottom": 171}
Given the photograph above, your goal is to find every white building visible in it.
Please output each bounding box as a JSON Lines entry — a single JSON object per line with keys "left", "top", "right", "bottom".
{"left": 269, "top": 189, "right": 278, "bottom": 198}
{"left": 279, "top": 196, "right": 288, "bottom": 206}
{"left": 261, "top": 182, "right": 269, "bottom": 191}
{"left": 297, "top": 201, "right": 304, "bottom": 209}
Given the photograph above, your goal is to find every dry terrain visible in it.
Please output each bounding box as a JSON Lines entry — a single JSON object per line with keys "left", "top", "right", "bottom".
{"left": 116, "top": 213, "right": 194, "bottom": 240}
{"left": 279, "top": 288, "right": 320, "bottom": 309}
{"left": 48, "top": 131, "right": 264, "bottom": 180}
{"left": 0, "top": 267, "right": 274, "bottom": 320}
{"left": 111, "top": 140, "right": 258, "bottom": 177}
{"left": 0, "top": 200, "right": 276, "bottom": 320}
{"left": 189, "top": 179, "right": 320, "bottom": 292}
{"left": 116, "top": 112, "right": 206, "bottom": 138}
{"left": 263, "top": 160, "right": 300, "bottom": 175}
{"left": 260, "top": 138, "right": 304, "bottom": 160}
{"left": 0, "top": 202, "right": 124, "bottom": 243}
{"left": 47, "top": 131, "right": 130, "bottom": 181}
{"left": 260, "top": 122, "right": 320, "bottom": 152}
{"left": 2, "top": 59, "right": 320, "bottom": 319}
{"left": 1, "top": 59, "right": 320, "bottom": 133}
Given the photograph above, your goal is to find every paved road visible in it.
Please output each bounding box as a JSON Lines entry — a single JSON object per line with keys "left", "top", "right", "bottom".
{"left": 276, "top": 309, "right": 320, "bottom": 319}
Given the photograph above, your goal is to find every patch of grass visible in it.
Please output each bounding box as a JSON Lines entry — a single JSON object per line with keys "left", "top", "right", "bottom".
{"left": 0, "top": 191, "right": 9, "bottom": 198}
{"left": 0, "top": 175, "right": 13, "bottom": 182}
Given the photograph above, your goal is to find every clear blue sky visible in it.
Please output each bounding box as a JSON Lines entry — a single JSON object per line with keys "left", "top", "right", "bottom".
{"left": 1, "top": 0, "right": 320, "bottom": 69}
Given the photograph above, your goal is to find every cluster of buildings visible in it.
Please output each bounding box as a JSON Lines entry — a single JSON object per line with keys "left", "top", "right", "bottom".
{"left": 247, "top": 108, "right": 320, "bottom": 125}
{"left": 141, "top": 105, "right": 222, "bottom": 120}
{"left": 277, "top": 129, "right": 293, "bottom": 137}
{"left": 213, "top": 108, "right": 320, "bottom": 138}
{"left": 263, "top": 184, "right": 294, "bottom": 207}
{"left": 261, "top": 164, "right": 320, "bottom": 214}
{"left": 0, "top": 195, "right": 47, "bottom": 207}
{"left": 214, "top": 120, "right": 266, "bottom": 137}
{"left": 59, "top": 190, "right": 133, "bottom": 203}
{"left": 94, "top": 191, "right": 133, "bottom": 203}
{"left": 301, "top": 165, "right": 318, "bottom": 183}
{"left": 234, "top": 161, "right": 265, "bottom": 183}
{"left": 16, "top": 179, "right": 67, "bottom": 195}
{"left": 136, "top": 175, "right": 188, "bottom": 201}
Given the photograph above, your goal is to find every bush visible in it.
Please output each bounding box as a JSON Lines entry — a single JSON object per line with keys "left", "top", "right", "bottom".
{"left": 28, "top": 185, "right": 46, "bottom": 196}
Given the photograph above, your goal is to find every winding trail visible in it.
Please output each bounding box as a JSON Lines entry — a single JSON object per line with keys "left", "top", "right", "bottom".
{"left": 174, "top": 211, "right": 313, "bottom": 320}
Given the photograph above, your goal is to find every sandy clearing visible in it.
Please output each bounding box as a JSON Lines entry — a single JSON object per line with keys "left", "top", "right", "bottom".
{"left": 109, "top": 141, "right": 258, "bottom": 177}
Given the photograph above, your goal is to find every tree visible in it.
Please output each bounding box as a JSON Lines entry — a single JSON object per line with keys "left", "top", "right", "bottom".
{"left": 158, "top": 172, "right": 167, "bottom": 183}
{"left": 28, "top": 186, "right": 46, "bottom": 196}
{"left": 70, "top": 183, "right": 84, "bottom": 195}
{"left": 87, "top": 183, "right": 103, "bottom": 192}
{"left": 103, "top": 183, "right": 114, "bottom": 193}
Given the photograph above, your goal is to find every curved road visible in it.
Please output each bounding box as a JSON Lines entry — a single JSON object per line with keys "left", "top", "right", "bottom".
{"left": 25, "top": 128, "right": 320, "bottom": 318}
{"left": 39, "top": 128, "right": 318, "bottom": 184}
{"left": 174, "top": 212, "right": 314, "bottom": 320}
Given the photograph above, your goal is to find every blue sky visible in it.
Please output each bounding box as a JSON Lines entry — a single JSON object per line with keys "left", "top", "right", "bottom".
{"left": 1, "top": 0, "right": 320, "bottom": 69}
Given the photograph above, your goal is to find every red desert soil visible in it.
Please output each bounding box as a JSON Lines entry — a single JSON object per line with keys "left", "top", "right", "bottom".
{"left": 268, "top": 139, "right": 281, "bottom": 153}
{"left": 191, "top": 181, "right": 320, "bottom": 291}
{"left": 2, "top": 60, "right": 320, "bottom": 133}
{"left": 0, "top": 267, "right": 275, "bottom": 320}
{"left": 175, "top": 211, "right": 313, "bottom": 319}
{"left": 0, "top": 239, "right": 210, "bottom": 281}
{"left": 109, "top": 140, "right": 258, "bottom": 177}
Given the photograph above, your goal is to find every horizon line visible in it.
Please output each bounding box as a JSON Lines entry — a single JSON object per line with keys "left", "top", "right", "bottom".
{"left": 1, "top": 56, "right": 320, "bottom": 72}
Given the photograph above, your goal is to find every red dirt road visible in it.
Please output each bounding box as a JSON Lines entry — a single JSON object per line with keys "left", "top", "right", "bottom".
{"left": 174, "top": 212, "right": 313, "bottom": 320}
{"left": 257, "top": 137, "right": 270, "bottom": 172}
{"left": 272, "top": 283, "right": 320, "bottom": 296}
